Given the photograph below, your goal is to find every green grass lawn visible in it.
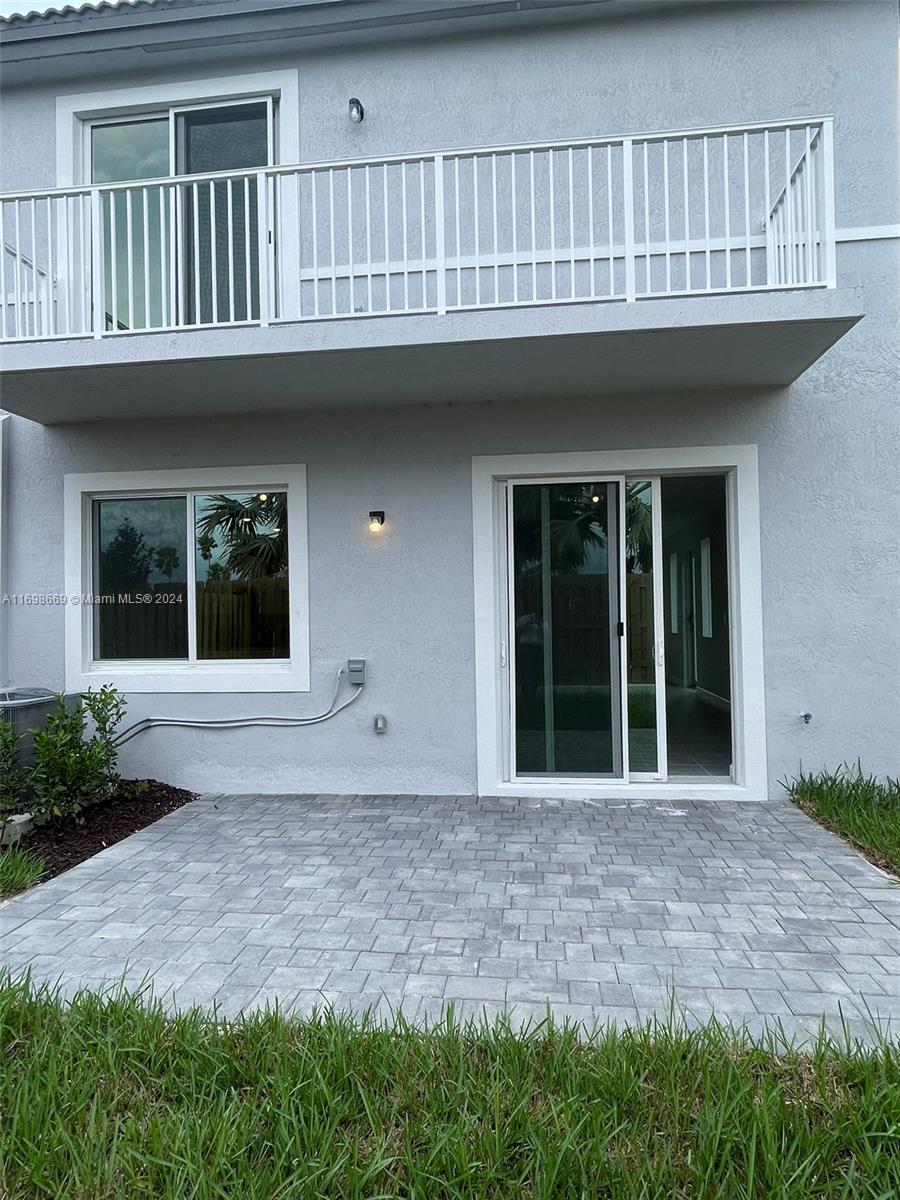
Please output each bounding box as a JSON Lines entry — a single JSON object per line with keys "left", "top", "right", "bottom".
{"left": 788, "top": 767, "right": 900, "bottom": 878}
{"left": 1, "top": 976, "right": 898, "bottom": 1199}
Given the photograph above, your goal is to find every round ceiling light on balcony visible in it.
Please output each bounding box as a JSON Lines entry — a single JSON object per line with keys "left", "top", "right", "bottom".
{"left": 349, "top": 98, "right": 365, "bottom": 124}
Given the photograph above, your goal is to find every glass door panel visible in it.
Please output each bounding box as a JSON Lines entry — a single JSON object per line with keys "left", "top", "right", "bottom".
{"left": 92, "top": 119, "right": 170, "bottom": 331}
{"left": 661, "top": 475, "right": 733, "bottom": 778}
{"left": 625, "top": 479, "right": 666, "bottom": 777}
{"left": 177, "top": 103, "right": 270, "bottom": 324}
{"left": 511, "top": 480, "right": 623, "bottom": 778}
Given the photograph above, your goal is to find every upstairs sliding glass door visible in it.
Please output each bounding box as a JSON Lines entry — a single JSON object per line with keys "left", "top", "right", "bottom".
{"left": 91, "top": 118, "right": 170, "bottom": 331}
{"left": 508, "top": 476, "right": 667, "bottom": 782}
{"left": 176, "top": 103, "right": 270, "bottom": 325}
{"left": 90, "top": 98, "right": 273, "bottom": 332}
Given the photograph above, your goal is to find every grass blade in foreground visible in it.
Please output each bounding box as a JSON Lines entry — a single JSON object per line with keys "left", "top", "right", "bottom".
{"left": 1, "top": 974, "right": 899, "bottom": 1199}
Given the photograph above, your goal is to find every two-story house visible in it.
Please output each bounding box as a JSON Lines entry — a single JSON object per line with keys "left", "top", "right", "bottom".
{"left": 0, "top": 0, "right": 897, "bottom": 801}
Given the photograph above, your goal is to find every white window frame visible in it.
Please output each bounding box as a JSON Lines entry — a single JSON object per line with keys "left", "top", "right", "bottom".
{"left": 700, "top": 536, "right": 713, "bottom": 638}
{"left": 84, "top": 96, "right": 276, "bottom": 186}
{"left": 668, "top": 551, "right": 679, "bottom": 634}
{"left": 64, "top": 464, "right": 309, "bottom": 693}
{"left": 55, "top": 70, "right": 300, "bottom": 187}
{"left": 472, "top": 444, "right": 767, "bottom": 801}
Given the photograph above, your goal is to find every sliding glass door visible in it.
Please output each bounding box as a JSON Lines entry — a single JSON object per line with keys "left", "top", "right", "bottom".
{"left": 624, "top": 479, "right": 667, "bottom": 779}
{"left": 92, "top": 119, "right": 170, "bottom": 332}
{"left": 510, "top": 479, "right": 624, "bottom": 778}
{"left": 176, "top": 103, "right": 270, "bottom": 325}
{"left": 508, "top": 476, "right": 667, "bottom": 782}
{"left": 89, "top": 99, "right": 273, "bottom": 331}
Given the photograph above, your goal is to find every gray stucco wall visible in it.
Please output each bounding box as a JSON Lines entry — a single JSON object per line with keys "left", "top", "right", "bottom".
{"left": 1, "top": 1, "right": 898, "bottom": 793}
{"left": 1, "top": 0, "right": 897, "bottom": 221}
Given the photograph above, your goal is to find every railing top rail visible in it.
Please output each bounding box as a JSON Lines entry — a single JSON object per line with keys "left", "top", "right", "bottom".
{"left": 0, "top": 115, "right": 833, "bottom": 203}
{"left": 0, "top": 170, "right": 262, "bottom": 201}
{"left": 766, "top": 126, "right": 823, "bottom": 221}
{"left": 0, "top": 182, "right": 94, "bottom": 201}
{"left": 265, "top": 115, "right": 832, "bottom": 176}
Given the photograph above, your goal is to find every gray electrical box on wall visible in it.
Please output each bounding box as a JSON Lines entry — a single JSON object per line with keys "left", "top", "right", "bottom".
{"left": 347, "top": 659, "right": 367, "bottom": 686}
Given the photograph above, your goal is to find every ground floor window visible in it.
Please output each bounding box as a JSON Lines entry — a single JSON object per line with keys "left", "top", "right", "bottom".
{"left": 93, "top": 489, "right": 289, "bottom": 662}
{"left": 64, "top": 465, "right": 308, "bottom": 693}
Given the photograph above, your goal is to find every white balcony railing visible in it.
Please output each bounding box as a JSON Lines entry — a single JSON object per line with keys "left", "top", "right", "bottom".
{"left": 0, "top": 118, "right": 835, "bottom": 343}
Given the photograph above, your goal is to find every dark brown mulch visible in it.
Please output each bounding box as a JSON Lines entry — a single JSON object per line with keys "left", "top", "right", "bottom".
{"left": 15, "top": 781, "right": 196, "bottom": 884}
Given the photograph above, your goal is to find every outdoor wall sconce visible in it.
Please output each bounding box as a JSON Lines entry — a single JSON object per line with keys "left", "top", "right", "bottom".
{"left": 349, "top": 98, "right": 365, "bottom": 124}
{"left": 368, "top": 511, "right": 385, "bottom": 532}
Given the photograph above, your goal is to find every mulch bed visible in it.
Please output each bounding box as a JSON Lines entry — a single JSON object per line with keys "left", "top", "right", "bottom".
{"left": 16, "top": 781, "right": 196, "bottom": 885}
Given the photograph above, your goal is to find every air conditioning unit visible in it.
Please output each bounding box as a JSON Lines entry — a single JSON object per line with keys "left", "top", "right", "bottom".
{"left": 0, "top": 688, "right": 73, "bottom": 768}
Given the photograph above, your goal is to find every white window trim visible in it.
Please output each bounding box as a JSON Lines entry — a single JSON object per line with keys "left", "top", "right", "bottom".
{"left": 64, "top": 464, "right": 309, "bottom": 694}
{"left": 472, "top": 444, "right": 767, "bottom": 802}
{"left": 56, "top": 69, "right": 300, "bottom": 186}
{"left": 668, "top": 551, "right": 679, "bottom": 635}
{"left": 700, "top": 536, "right": 713, "bottom": 638}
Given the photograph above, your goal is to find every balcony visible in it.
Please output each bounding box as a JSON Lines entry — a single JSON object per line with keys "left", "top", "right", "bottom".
{"left": 0, "top": 118, "right": 862, "bottom": 422}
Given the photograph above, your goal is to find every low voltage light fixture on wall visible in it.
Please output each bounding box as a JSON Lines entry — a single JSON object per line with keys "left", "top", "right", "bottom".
{"left": 368, "top": 511, "right": 385, "bottom": 532}
{"left": 349, "top": 98, "right": 365, "bottom": 123}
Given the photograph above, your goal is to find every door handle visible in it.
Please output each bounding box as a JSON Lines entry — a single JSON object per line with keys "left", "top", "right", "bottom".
{"left": 656, "top": 638, "right": 665, "bottom": 667}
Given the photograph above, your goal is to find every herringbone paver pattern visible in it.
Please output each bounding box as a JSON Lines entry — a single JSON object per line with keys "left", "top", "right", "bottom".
{"left": 2, "top": 795, "right": 898, "bottom": 1041}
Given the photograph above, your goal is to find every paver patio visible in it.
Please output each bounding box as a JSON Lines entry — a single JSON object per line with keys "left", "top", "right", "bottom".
{"left": 2, "top": 794, "right": 898, "bottom": 1041}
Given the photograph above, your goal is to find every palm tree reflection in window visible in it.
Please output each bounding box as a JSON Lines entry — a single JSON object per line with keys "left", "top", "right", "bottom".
{"left": 194, "top": 492, "right": 289, "bottom": 660}
{"left": 514, "top": 482, "right": 652, "bottom": 577}
{"left": 152, "top": 545, "right": 181, "bottom": 581}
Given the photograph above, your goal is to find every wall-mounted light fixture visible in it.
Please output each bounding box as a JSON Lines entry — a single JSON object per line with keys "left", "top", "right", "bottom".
{"left": 349, "top": 97, "right": 365, "bottom": 124}
{"left": 368, "top": 511, "right": 385, "bottom": 532}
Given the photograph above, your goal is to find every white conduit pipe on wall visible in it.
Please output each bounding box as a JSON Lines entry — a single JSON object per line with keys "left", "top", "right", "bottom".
{"left": 112, "top": 669, "right": 362, "bottom": 749}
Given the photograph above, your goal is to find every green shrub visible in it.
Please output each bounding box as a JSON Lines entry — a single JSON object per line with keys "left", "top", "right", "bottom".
{"left": 27, "top": 688, "right": 126, "bottom": 824}
{"left": 0, "top": 719, "right": 25, "bottom": 831}
{"left": 82, "top": 685, "right": 126, "bottom": 791}
{"left": 28, "top": 699, "right": 104, "bottom": 821}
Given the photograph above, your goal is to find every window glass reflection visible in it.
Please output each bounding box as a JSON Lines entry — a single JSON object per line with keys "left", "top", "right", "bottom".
{"left": 93, "top": 496, "right": 188, "bottom": 659}
{"left": 195, "top": 492, "right": 289, "bottom": 660}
